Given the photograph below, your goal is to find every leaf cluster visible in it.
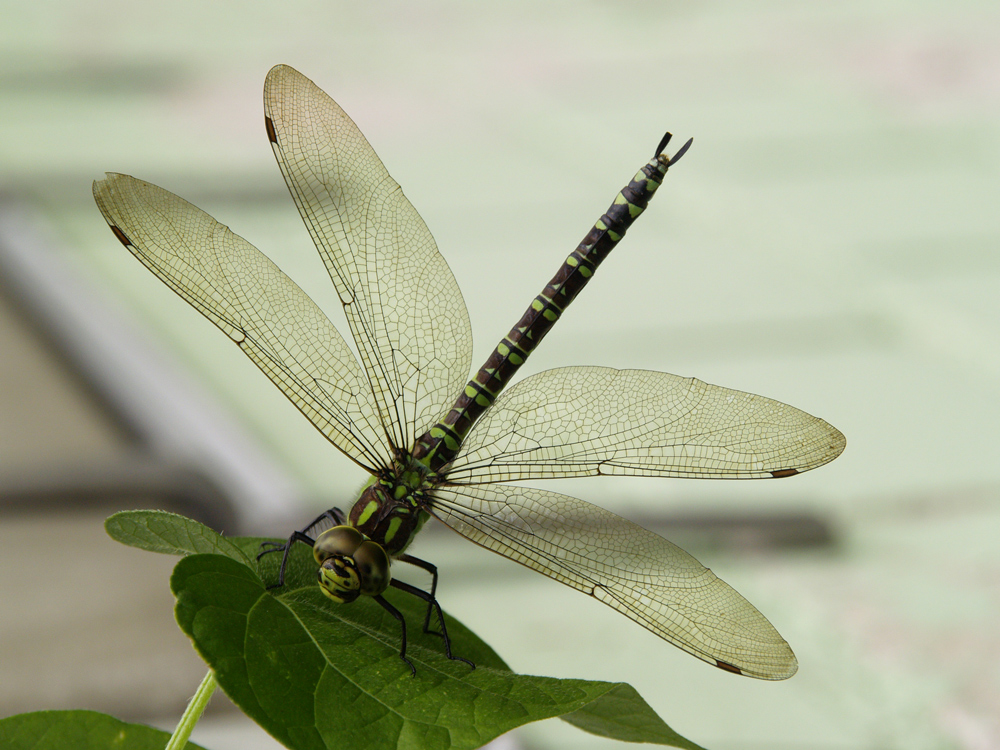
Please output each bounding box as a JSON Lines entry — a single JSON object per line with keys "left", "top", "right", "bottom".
{"left": 1, "top": 510, "right": 703, "bottom": 750}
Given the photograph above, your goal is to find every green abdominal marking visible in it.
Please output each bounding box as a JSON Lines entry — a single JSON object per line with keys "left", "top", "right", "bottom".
{"left": 411, "top": 135, "right": 680, "bottom": 472}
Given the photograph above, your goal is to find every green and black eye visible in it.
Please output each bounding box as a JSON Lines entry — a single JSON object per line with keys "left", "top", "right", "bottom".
{"left": 313, "top": 526, "right": 364, "bottom": 564}
{"left": 313, "top": 526, "right": 390, "bottom": 603}
{"left": 317, "top": 556, "right": 361, "bottom": 604}
{"left": 352, "top": 541, "right": 390, "bottom": 596}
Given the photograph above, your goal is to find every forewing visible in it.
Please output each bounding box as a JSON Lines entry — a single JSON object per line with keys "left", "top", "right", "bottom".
{"left": 263, "top": 64, "right": 472, "bottom": 455}
{"left": 449, "top": 366, "right": 845, "bottom": 482}
{"left": 430, "top": 483, "right": 797, "bottom": 679}
{"left": 93, "top": 173, "right": 390, "bottom": 471}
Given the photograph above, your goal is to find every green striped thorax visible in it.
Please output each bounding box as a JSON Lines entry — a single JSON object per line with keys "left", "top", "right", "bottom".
{"left": 349, "top": 471, "right": 431, "bottom": 552}
{"left": 315, "top": 465, "right": 431, "bottom": 603}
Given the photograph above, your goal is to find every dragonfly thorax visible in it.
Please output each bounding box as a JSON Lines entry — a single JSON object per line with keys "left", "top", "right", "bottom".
{"left": 347, "top": 475, "right": 430, "bottom": 557}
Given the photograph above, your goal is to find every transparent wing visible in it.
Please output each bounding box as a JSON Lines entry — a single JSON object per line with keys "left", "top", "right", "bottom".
{"left": 93, "top": 173, "right": 390, "bottom": 471}
{"left": 263, "top": 64, "right": 473, "bottom": 456}
{"left": 430, "top": 483, "right": 797, "bottom": 679}
{"left": 448, "top": 366, "right": 845, "bottom": 483}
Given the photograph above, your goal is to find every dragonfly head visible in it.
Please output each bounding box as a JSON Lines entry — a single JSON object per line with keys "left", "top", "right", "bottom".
{"left": 313, "top": 526, "right": 391, "bottom": 603}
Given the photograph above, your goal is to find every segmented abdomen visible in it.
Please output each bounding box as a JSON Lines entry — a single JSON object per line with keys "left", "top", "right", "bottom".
{"left": 413, "top": 141, "right": 678, "bottom": 473}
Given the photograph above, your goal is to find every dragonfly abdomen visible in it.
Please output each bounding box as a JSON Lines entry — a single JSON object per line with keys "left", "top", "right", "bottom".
{"left": 413, "top": 135, "right": 690, "bottom": 473}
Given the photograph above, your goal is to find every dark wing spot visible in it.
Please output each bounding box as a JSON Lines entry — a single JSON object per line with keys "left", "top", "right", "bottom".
{"left": 265, "top": 115, "right": 277, "bottom": 143}
{"left": 715, "top": 659, "right": 743, "bottom": 675}
{"left": 110, "top": 225, "right": 132, "bottom": 247}
{"left": 771, "top": 468, "right": 800, "bottom": 478}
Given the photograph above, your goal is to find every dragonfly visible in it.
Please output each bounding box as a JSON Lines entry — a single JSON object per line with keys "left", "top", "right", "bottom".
{"left": 93, "top": 64, "right": 845, "bottom": 680}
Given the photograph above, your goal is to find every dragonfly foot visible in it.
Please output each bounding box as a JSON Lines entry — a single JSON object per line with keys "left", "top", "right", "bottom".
{"left": 257, "top": 541, "right": 291, "bottom": 590}
{"left": 400, "top": 653, "right": 417, "bottom": 677}
{"left": 449, "top": 654, "right": 476, "bottom": 669}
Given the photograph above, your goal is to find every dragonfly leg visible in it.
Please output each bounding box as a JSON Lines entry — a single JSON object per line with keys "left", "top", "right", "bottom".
{"left": 323, "top": 507, "right": 348, "bottom": 527}
{"left": 257, "top": 508, "right": 346, "bottom": 588}
{"left": 389, "top": 579, "right": 475, "bottom": 669}
{"left": 373, "top": 594, "right": 415, "bottom": 677}
{"left": 296, "top": 507, "right": 347, "bottom": 535}
{"left": 259, "top": 530, "right": 315, "bottom": 589}
{"left": 396, "top": 553, "right": 440, "bottom": 635}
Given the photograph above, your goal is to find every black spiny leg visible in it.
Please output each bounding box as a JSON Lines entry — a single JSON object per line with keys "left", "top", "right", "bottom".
{"left": 389, "top": 579, "right": 475, "bottom": 669}
{"left": 373, "top": 594, "right": 415, "bottom": 676}
{"left": 257, "top": 508, "right": 346, "bottom": 588}
{"left": 397, "top": 553, "right": 441, "bottom": 635}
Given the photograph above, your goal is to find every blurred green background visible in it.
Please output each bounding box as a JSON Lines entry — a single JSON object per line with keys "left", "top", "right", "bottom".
{"left": 1, "top": 2, "right": 998, "bottom": 749}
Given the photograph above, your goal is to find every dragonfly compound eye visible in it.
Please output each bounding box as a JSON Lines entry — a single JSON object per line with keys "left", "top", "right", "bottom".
{"left": 314, "top": 527, "right": 390, "bottom": 601}
{"left": 318, "top": 555, "right": 362, "bottom": 604}
{"left": 313, "top": 525, "right": 364, "bottom": 564}
{"left": 353, "top": 540, "right": 391, "bottom": 596}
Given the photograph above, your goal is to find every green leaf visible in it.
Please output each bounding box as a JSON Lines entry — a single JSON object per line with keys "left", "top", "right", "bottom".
{"left": 0, "top": 710, "right": 211, "bottom": 750}
{"left": 562, "top": 684, "right": 706, "bottom": 749}
{"left": 105, "top": 510, "right": 249, "bottom": 564}
{"left": 172, "top": 552, "right": 703, "bottom": 750}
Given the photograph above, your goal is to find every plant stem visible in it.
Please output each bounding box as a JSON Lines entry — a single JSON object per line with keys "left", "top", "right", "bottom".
{"left": 165, "top": 669, "right": 217, "bottom": 750}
